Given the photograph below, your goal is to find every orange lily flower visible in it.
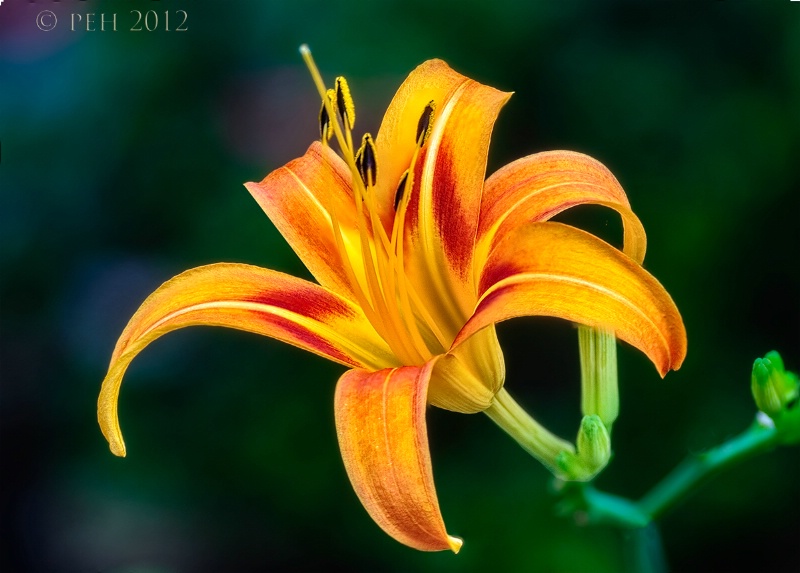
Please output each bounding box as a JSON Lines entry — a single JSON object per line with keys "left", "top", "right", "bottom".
{"left": 97, "top": 47, "right": 686, "bottom": 553}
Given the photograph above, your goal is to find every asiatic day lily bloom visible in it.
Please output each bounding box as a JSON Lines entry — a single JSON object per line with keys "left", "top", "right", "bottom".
{"left": 97, "top": 47, "right": 686, "bottom": 553}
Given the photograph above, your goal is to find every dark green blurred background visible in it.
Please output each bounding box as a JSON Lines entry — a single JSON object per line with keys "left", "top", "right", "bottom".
{"left": 1, "top": 0, "right": 798, "bottom": 571}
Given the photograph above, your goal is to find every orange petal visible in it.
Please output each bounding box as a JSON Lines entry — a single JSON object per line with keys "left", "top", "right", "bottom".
{"left": 335, "top": 365, "right": 462, "bottom": 553}
{"left": 374, "top": 60, "right": 467, "bottom": 228}
{"left": 245, "top": 142, "right": 359, "bottom": 301}
{"left": 376, "top": 60, "right": 511, "bottom": 335}
{"left": 98, "top": 263, "right": 395, "bottom": 457}
{"left": 457, "top": 223, "right": 686, "bottom": 376}
{"left": 476, "top": 150, "right": 647, "bottom": 270}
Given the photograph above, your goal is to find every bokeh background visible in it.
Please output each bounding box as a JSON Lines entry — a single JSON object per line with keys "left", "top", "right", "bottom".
{"left": 1, "top": 0, "right": 798, "bottom": 571}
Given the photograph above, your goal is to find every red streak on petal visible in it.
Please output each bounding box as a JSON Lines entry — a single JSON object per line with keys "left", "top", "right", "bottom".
{"left": 478, "top": 260, "right": 516, "bottom": 296}
{"left": 243, "top": 284, "right": 355, "bottom": 323}
{"left": 432, "top": 146, "right": 472, "bottom": 277}
{"left": 246, "top": 310, "right": 356, "bottom": 366}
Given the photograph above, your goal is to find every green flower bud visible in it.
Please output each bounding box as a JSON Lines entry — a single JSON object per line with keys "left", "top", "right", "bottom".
{"left": 577, "top": 414, "right": 612, "bottom": 469}
{"left": 556, "top": 415, "right": 612, "bottom": 481}
{"left": 752, "top": 359, "right": 782, "bottom": 417}
{"left": 751, "top": 351, "right": 799, "bottom": 419}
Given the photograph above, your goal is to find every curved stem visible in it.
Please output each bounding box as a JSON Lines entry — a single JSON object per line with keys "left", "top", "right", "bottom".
{"left": 564, "top": 414, "right": 783, "bottom": 528}
{"left": 638, "top": 415, "right": 781, "bottom": 519}
{"left": 485, "top": 388, "right": 575, "bottom": 479}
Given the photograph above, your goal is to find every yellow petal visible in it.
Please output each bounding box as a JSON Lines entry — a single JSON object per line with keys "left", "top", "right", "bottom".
{"left": 334, "top": 365, "right": 462, "bottom": 553}
{"left": 428, "top": 326, "right": 505, "bottom": 413}
{"left": 457, "top": 223, "right": 686, "bottom": 376}
{"left": 98, "top": 263, "right": 395, "bottom": 457}
{"left": 476, "top": 150, "right": 647, "bottom": 270}
{"left": 245, "top": 142, "right": 359, "bottom": 301}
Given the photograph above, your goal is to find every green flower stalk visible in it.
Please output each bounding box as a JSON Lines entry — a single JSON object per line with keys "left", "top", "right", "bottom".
{"left": 579, "top": 326, "right": 619, "bottom": 427}
{"left": 486, "top": 327, "right": 619, "bottom": 482}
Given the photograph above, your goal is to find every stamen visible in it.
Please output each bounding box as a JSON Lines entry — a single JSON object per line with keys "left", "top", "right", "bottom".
{"left": 299, "top": 44, "right": 381, "bottom": 329}
{"left": 299, "top": 44, "right": 433, "bottom": 364}
{"left": 335, "top": 76, "right": 356, "bottom": 130}
{"left": 394, "top": 170, "right": 409, "bottom": 211}
{"left": 355, "top": 133, "right": 378, "bottom": 188}
{"left": 415, "top": 100, "right": 436, "bottom": 146}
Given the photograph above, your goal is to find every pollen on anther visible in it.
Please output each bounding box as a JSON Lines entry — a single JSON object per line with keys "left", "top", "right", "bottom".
{"left": 335, "top": 76, "right": 356, "bottom": 130}
{"left": 415, "top": 100, "right": 436, "bottom": 146}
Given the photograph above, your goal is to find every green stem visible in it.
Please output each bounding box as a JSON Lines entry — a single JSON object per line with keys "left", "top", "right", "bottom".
{"left": 580, "top": 485, "right": 649, "bottom": 528}
{"left": 638, "top": 415, "right": 781, "bottom": 519}
{"left": 557, "top": 416, "right": 784, "bottom": 573}
{"left": 485, "top": 388, "right": 575, "bottom": 479}
{"left": 567, "top": 414, "right": 782, "bottom": 528}
{"left": 623, "top": 524, "right": 668, "bottom": 573}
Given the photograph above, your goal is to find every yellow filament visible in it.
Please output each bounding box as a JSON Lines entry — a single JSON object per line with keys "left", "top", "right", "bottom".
{"left": 367, "top": 191, "right": 430, "bottom": 361}
{"left": 403, "top": 279, "right": 451, "bottom": 352}
{"left": 356, "top": 137, "right": 427, "bottom": 363}
{"left": 388, "top": 149, "right": 435, "bottom": 357}
{"left": 387, "top": 103, "right": 461, "bottom": 352}
{"left": 347, "top": 135, "right": 415, "bottom": 360}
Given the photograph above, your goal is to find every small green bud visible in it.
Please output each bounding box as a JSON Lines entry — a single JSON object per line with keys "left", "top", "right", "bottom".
{"left": 556, "top": 415, "right": 612, "bottom": 481}
{"left": 577, "top": 414, "right": 612, "bottom": 470}
{"left": 751, "top": 351, "right": 799, "bottom": 419}
{"left": 752, "top": 359, "right": 782, "bottom": 417}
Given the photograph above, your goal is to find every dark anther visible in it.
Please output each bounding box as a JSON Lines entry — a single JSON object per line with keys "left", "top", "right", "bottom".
{"left": 415, "top": 100, "right": 436, "bottom": 146}
{"left": 394, "top": 170, "right": 409, "bottom": 210}
{"left": 319, "top": 101, "right": 331, "bottom": 141}
{"left": 356, "top": 133, "right": 377, "bottom": 188}
{"left": 336, "top": 81, "right": 347, "bottom": 124}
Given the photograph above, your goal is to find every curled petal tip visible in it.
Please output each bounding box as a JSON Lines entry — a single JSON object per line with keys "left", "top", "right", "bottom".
{"left": 109, "top": 439, "right": 127, "bottom": 458}
{"left": 662, "top": 328, "right": 688, "bottom": 377}
{"left": 448, "top": 535, "right": 463, "bottom": 554}
{"left": 100, "top": 417, "right": 127, "bottom": 457}
{"left": 656, "top": 354, "right": 682, "bottom": 379}
{"left": 98, "top": 378, "right": 128, "bottom": 457}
